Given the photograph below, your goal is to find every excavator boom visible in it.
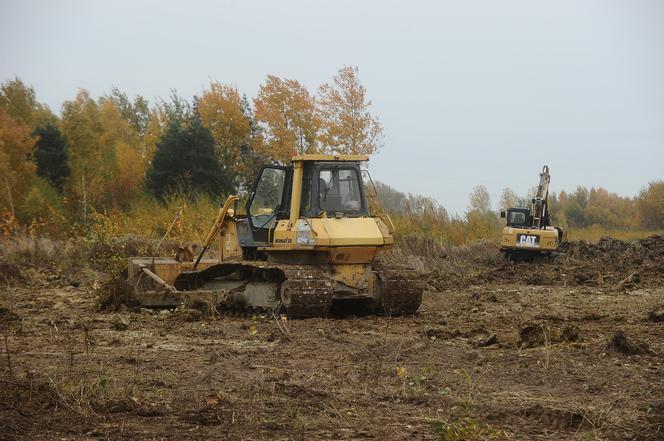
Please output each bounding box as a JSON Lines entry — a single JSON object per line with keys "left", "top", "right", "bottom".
{"left": 531, "top": 165, "right": 551, "bottom": 228}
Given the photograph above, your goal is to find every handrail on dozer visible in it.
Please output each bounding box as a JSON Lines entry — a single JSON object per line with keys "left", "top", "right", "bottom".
{"left": 193, "top": 195, "right": 239, "bottom": 269}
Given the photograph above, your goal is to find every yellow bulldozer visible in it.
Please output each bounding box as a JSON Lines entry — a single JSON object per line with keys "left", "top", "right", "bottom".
{"left": 500, "top": 165, "right": 563, "bottom": 261}
{"left": 127, "top": 154, "right": 423, "bottom": 317}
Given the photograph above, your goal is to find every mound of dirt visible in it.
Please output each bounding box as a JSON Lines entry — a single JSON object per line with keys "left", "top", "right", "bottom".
{"left": 426, "top": 235, "right": 664, "bottom": 290}
{"left": 519, "top": 323, "right": 549, "bottom": 348}
{"left": 0, "top": 306, "right": 20, "bottom": 331}
{"left": 519, "top": 323, "right": 581, "bottom": 349}
{"left": 649, "top": 306, "right": 664, "bottom": 323}
{"left": 605, "top": 331, "right": 652, "bottom": 356}
{"left": 0, "top": 260, "right": 25, "bottom": 284}
{"left": 97, "top": 276, "right": 138, "bottom": 312}
{"left": 561, "top": 235, "right": 664, "bottom": 261}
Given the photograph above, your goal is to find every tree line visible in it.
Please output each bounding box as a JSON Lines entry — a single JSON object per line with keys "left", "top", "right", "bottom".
{"left": 0, "top": 66, "right": 382, "bottom": 232}
{"left": 375, "top": 180, "right": 664, "bottom": 247}
{"left": 0, "top": 69, "right": 661, "bottom": 241}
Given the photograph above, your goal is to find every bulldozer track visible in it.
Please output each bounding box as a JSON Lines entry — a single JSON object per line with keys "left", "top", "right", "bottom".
{"left": 375, "top": 265, "right": 423, "bottom": 316}
{"left": 278, "top": 266, "right": 334, "bottom": 317}
{"left": 183, "top": 261, "right": 333, "bottom": 318}
{"left": 136, "top": 261, "right": 422, "bottom": 318}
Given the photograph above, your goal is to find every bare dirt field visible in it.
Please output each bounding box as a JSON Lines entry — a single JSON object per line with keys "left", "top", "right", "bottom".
{"left": 1, "top": 236, "right": 663, "bottom": 440}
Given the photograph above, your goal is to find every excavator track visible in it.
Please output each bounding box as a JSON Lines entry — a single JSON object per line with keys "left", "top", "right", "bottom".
{"left": 375, "top": 265, "right": 424, "bottom": 316}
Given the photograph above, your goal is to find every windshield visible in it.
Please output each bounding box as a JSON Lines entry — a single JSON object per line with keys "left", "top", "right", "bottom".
{"left": 507, "top": 210, "right": 528, "bottom": 227}
{"left": 319, "top": 168, "right": 362, "bottom": 212}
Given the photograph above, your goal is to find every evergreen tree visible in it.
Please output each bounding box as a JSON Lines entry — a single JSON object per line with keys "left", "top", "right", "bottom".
{"left": 146, "top": 115, "right": 234, "bottom": 199}
{"left": 32, "top": 123, "right": 70, "bottom": 191}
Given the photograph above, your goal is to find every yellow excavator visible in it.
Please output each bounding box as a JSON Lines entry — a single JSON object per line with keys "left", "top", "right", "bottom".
{"left": 127, "top": 154, "right": 423, "bottom": 317}
{"left": 500, "top": 165, "right": 563, "bottom": 261}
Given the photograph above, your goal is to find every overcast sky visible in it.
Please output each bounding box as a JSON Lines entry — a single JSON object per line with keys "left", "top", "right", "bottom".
{"left": 1, "top": 0, "right": 663, "bottom": 214}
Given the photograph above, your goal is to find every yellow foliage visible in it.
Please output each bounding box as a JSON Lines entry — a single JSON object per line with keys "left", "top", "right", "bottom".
{"left": 199, "top": 82, "right": 250, "bottom": 161}
{"left": 318, "top": 66, "right": 383, "bottom": 155}
{"left": 0, "top": 108, "right": 36, "bottom": 218}
{"left": 143, "top": 110, "right": 162, "bottom": 163}
{"left": 89, "top": 193, "right": 221, "bottom": 246}
{"left": 18, "top": 177, "right": 68, "bottom": 232}
{"left": 61, "top": 90, "right": 105, "bottom": 210}
{"left": 98, "top": 100, "right": 146, "bottom": 209}
{"left": 198, "top": 81, "right": 256, "bottom": 184}
{"left": 637, "top": 181, "right": 664, "bottom": 229}
{"left": 396, "top": 366, "right": 408, "bottom": 378}
{"left": 254, "top": 75, "right": 322, "bottom": 162}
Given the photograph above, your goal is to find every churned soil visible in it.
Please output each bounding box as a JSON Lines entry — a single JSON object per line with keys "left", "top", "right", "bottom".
{"left": 1, "top": 237, "right": 663, "bottom": 440}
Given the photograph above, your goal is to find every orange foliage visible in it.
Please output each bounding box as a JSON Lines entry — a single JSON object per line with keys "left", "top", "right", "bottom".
{"left": 318, "top": 66, "right": 383, "bottom": 155}
{"left": 254, "top": 75, "right": 321, "bottom": 162}
{"left": 0, "top": 108, "right": 36, "bottom": 218}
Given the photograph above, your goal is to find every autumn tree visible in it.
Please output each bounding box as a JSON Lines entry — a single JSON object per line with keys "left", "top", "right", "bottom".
{"left": 239, "top": 94, "right": 271, "bottom": 189}
{"left": 159, "top": 91, "right": 192, "bottom": 128}
{"left": 97, "top": 99, "right": 144, "bottom": 209}
{"left": 106, "top": 87, "right": 151, "bottom": 137}
{"left": 466, "top": 185, "right": 499, "bottom": 240}
{"left": 147, "top": 114, "right": 233, "bottom": 199}
{"left": 0, "top": 108, "right": 36, "bottom": 219}
{"left": 32, "top": 123, "right": 70, "bottom": 191}
{"left": 254, "top": 75, "right": 320, "bottom": 162}
{"left": 498, "top": 187, "right": 528, "bottom": 211}
{"left": 637, "top": 181, "right": 664, "bottom": 229}
{"left": 143, "top": 110, "right": 162, "bottom": 160}
{"left": 318, "top": 66, "right": 383, "bottom": 155}
{"left": 468, "top": 185, "right": 492, "bottom": 214}
{"left": 61, "top": 89, "right": 105, "bottom": 218}
{"left": 0, "top": 77, "right": 56, "bottom": 129}
{"left": 198, "top": 82, "right": 261, "bottom": 188}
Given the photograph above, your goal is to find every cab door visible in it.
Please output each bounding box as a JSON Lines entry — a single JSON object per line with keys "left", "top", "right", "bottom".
{"left": 246, "top": 166, "right": 289, "bottom": 244}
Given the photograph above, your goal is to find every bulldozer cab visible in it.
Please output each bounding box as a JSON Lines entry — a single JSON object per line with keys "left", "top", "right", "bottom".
{"left": 243, "top": 155, "right": 370, "bottom": 246}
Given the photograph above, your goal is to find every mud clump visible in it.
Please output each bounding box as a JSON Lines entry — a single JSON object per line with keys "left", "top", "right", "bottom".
{"left": 0, "top": 261, "right": 25, "bottom": 284}
{"left": 605, "top": 331, "right": 652, "bottom": 356}
{"left": 519, "top": 323, "right": 549, "bottom": 349}
{"left": 467, "top": 328, "right": 498, "bottom": 347}
{"left": 648, "top": 306, "right": 664, "bottom": 323}
{"left": 559, "top": 324, "right": 580, "bottom": 342}
{"left": 0, "top": 306, "right": 21, "bottom": 330}
{"left": 519, "top": 323, "right": 581, "bottom": 348}
{"left": 97, "top": 275, "right": 137, "bottom": 312}
{"left": 176, "top": 308, "right": 203, "bottom": 322}
{"left": 111, "top": 315, "right": 130, "bottom": 331}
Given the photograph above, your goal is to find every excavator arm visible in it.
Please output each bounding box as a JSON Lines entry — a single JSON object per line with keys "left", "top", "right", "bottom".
{"left": 531, "top": 165, "right": 550, "bottom": 228}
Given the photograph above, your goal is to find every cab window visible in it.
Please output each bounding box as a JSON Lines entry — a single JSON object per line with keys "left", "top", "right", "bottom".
{"left": 300, "top": 168, "right": 312, "bottom": 213}
{"left": 319, "top": 168, "right": 362, "bottom": 212}
{"left": 249, "top": 167, "right": 286, "bottom": 228}
{"left": 507, "top": 210, "right": 527, "bottom": 227}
